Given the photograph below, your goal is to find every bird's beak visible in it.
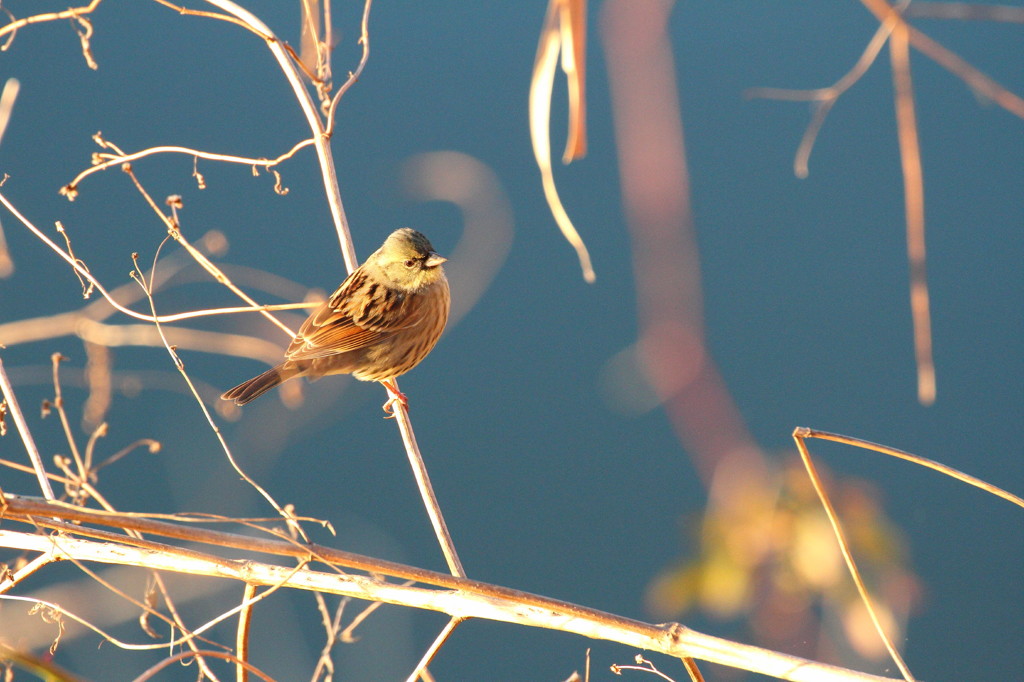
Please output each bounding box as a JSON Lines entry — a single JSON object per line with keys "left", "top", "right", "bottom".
{"left": 425, "top": 253, "right": 447, "bottom": 268}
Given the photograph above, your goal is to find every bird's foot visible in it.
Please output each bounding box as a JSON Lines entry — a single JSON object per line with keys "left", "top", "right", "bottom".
{"left": 380, "top": 380, "right": 408, "bottom": 418}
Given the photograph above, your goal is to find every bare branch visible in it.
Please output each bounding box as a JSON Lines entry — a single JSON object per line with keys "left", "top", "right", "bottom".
{"left": 905, "top": 2, "right": 1024, "bottom": 23}
{"left": 859, "top": 0, "right": 1024, "bottom": 118}
{"left": 889, "top": 24, "right": 935, "bottom": 405}
{"left": 63, "top": 140, "right": 315, "bottom": 199}
{"left": 0, "top": 499, "right": 904, "bottom": 682}
{"left": 0, "top": 357, "right": 55, "bottom": 499}
{"left": 0, "top": 0, "right": 103, "bottom": 47}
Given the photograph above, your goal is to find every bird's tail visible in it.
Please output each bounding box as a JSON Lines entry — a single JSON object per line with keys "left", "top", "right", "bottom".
{"left": 221, "top": 364, "right": 300, "bottom": 406}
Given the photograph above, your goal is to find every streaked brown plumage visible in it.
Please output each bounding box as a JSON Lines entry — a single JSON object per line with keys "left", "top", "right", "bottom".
{"left": 222, "top": 228, "right": 450, "bottom": 407}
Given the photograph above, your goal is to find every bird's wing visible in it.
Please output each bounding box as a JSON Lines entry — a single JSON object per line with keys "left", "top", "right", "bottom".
{"left": 285, "top": 268, "right": 428, "bottom": 361}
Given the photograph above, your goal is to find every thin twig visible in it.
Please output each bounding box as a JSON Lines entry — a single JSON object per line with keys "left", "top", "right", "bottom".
{"left": 793, "top": 428, "right": 1024, "bottom": 508}
{"left": 0, "top": 191, "right": 314, "bottom": 326}
{"left": 905, "top": 1, "right": 1024, "bottom": 23}
{"left": 889, "top": 23, "right": 935, "bottom": 405}
{"left": 0, "top": 593, "right": 191, "bottom": 652}
{"left": 391, "top": 396, "right": 466, "bottom": 578}
{"left": 36, "top": 539, "right": 229, "bottom": 662}
{"left": 405, "top": 617, "right": 465, "bottom": 682}
{"left": 859, "top": 0, "right": 1024, "bottom": 118}
{"left": 791, "top": 431, "right": 918, "bottom": 682}
{"left": 134, "top": 649, "right": 275, "bottom": 682}
{"left": 0, "top": 357, "right": 55, "bottom": 499}
{"left": 0, "top": 0, "right": 103, "bottom": 45}
{"left": 682, "top": 655, "right": 706, "bottom": 682}
{"left": 339, "top": 595, "right": 395, "bottom": 642}
{"left": 13, "top": 392, "right": 225, "bottom": 682}
{"left": 130, "top": 250, "right": 308, "bottom": 541}
{"left": 134, "top": 5, "right": 461, "bottom": 572}
{"left": 2, "top": 527, "right": 310, "bottom": 656}
{"left": 311, "top": 595, "right": 348, "bottom": 680}
{"left": 49, "top": 353, "right": 88, "bottom": 484}
{"left": 297, "top": 0, "right": 467, "bottom": 584}
{"left": 745, "top": 0, "right": 908, "bottom": 177}
{"left": 122, "top": 163, "right": 297, "bottom": 339}
{"left": 611, "top": 654, "right": 677, "bottom": 681}
{"left": 319, "top": 0, "right": 336, "bottom": 113}
{"left": 0, "top": 553, "right": 57, "bottom": 594}
{"left": 147, "top": 0, "right": 274, "bottom": 41}
{"left": 1, "top": 316, "right": 295, "bottom": 363}
{"left": 199, "top": 0, "right": 358, "bottom": 271}
{"left": 63, "top": 140, "right": 315, "bottom": 199}
{"left": 325, "top": 0, "right": 374, "bottom": 137}
{"left": 0, "top": 641, "right": 83, "bottom": 681}
{"left": 236, "top": 583, "right": 257, "bottom": 682}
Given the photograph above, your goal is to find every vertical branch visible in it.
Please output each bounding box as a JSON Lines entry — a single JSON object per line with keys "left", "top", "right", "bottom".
{"left": 236, "top": 583, "right": 256, "bottom": 682}
{"left": 325, "top": 0, "right": 373, "bottom": 135}
{"left": 682, "top": 655, "right": 707, "bottom": 682}
{"left": 858, "top": 0, "right": 1024, "bottom": 119}
{"left": 601, "top": 0, "right": 759, "bottom": 484}
{"left": 49, "top": 353, "right": 87, "bottom": 483}
{"left": 391, "top": 399, "right": 466, "bottom": 578}
{"left": 322, "top": 0, "right": 334, "bottom": 88}
{"left": 0, "top": 357, "right": 56, "bottom": 500}
{"left": 201, "top": 0, "right": 358, "bottom": 272}
{"left": 0, "top": 78, "right": 19, "bottom": 147}
{"left": 890, "top": 23, "right": 935, "bottom": 405}
{"left": 558, "top": 0, "right": 588, "bottom": 163}
{"left": 175, "top": 6, "right": 470, "bottom": 656}
{"left": 0, "top": 78, "right": 17, "bottom": 277}
{"left": 189, "top": 2, "right": 464, "bottom": 592}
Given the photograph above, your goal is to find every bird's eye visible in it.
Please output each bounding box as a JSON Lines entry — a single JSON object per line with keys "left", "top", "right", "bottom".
{"left": 404, "top": 259, "right": 416, "bottom": 268}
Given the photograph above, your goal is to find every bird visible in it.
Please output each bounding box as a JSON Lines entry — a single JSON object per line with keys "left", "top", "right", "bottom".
{"left": 222, "top": 228, "right": 450, "bottom": 410}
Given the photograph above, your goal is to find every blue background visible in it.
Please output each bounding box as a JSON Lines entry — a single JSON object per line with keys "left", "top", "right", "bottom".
{"left": 0, "top": 2, "right": 1021, "bottom": 680}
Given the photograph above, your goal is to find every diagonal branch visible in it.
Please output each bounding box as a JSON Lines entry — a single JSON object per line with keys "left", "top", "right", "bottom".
{"left": 859, "top": 0, "right": 1024, "bottom": 118}
{"left": 0, "top": 498, "right": 903, "bottom": 682}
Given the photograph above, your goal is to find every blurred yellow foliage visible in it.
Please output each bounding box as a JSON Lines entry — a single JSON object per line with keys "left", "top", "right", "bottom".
{"left": 647, "top": 455, "right": 918, "bottom": 664}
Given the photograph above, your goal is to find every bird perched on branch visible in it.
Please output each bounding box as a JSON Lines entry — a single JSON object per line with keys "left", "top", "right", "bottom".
{"left": 222, "top": 228, "right": 450, "bottom": 411}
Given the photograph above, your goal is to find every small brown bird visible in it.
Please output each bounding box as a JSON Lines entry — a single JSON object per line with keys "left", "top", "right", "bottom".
{"left": 222, "top": 228, "right": 450, "bottom": 409}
